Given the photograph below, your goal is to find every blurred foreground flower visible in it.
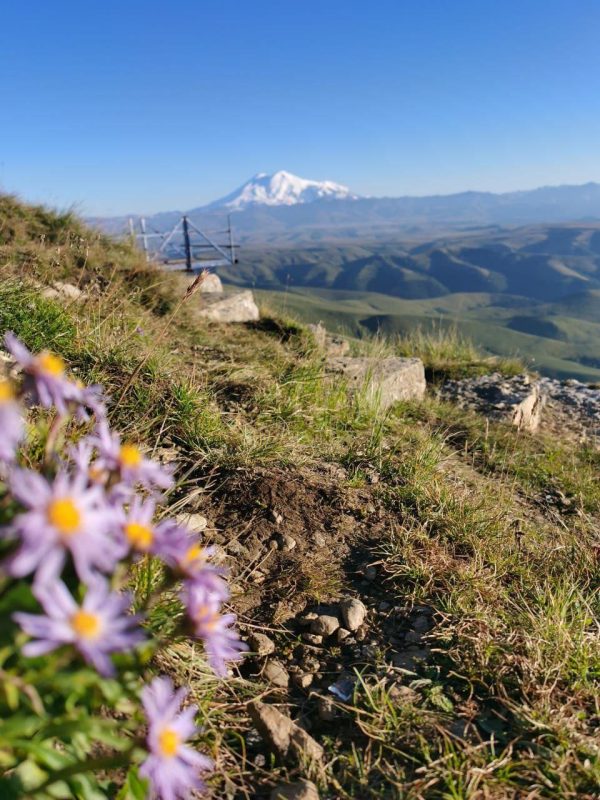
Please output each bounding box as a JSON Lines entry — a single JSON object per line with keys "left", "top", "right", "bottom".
{"left": 184, "top": 584, "right": 247, "bottom": 676}
{"left": 4, "top": 467, "right": 122, "bottom": 585}
{"left": 0, "top": 377, "right": 24, "bottom": 462}
{"left": 14, "top": 577, "right": 143, "bottom": 676}
{"left": 140, "top": 676, "right": 213, "bottom": 799}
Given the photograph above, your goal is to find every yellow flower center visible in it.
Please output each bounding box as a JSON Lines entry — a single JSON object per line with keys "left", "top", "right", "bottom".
{"left": 71, "top": 610, "right": 102, "bottom": 640}
{"left": 36, "top": 351, "right": 65, "bottom": 377}
{"left": 0, "top": 380, "right": 15, "bottom": 403}
{"left": 124, "top": 521, "right": 154, "bottom": 550}
{"left": 183, "top": 544, "right": 207, "bottom": 567}
{"left": 195, "top": 604, "right": 219, "bottom": 633}
{"left": 47, "top": 497, "right": 81, "bottom": 536}
{"left": 158, "top": 727, "right": 180, "bottom": 758}
{"left": 119, "top": 444, "right": 142, "bottom": 468}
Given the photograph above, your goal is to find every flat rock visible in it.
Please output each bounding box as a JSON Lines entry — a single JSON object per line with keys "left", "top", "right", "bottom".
{"left": 175, "top": 512, "right": 208, "bottom": 533}
{"left": 270, "top": 779, "right": 320, "bottom": 800}
{"left": 196, "top": 289, "right": 259, "bottom": 323}
{"left": 250, "top": 701, "right": 324, "bottom": 764}
{"left": 263, "top": 659, "right": 290, "bottom": 688}
{"left": 340, "top": 598, "right": 367, "bottom": 632}
{"left": 42, "top": 281, "right": 84, "bottom": 301}
{"left": 327, "top": 356, "right": 426, "bottom": 409}
{"left": 248, "top": 632, "right": 276, "bottom": 656}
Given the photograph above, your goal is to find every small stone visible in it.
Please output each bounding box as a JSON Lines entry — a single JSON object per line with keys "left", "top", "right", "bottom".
{"left": 293, "top": 673, "right": 314, "bottom": 689}
{"left": 175, "top": 512, "right": 208, "bottom": 533}
{"left": 364, "top": 566, "right": 377, "bottom": 581}
{"left": 298, "top": 612, "right": 318, "bottom": 626}
{"left": 302, "top": 633, "right": 323, "bottom": 645}
{"left": 270, "top": 778, "right": 320, "bottom": 800}
{"left": 271, "top": 509, "right": 284, "bottom": 525}
{"left": 355, "top": 625, "right": 368, "bottom": 642}
{"left": 250, "top": 702, "right": 323, "bottom": 764}
{"left": 278, "top": 534, "right": 297, "bottom": 551}
{"left": 311, "top": 615, "right": 340, "bottom": 637}
{"left": 300, "top": 656, "right": 320, "bottom": 673}
{"left": 248, "top": 632, "right": 276, "bottom": 656}
{"left": 340, "top": 598, "right": 367, "bottom": 632}
{"left": 263, "top": 659, "right": 290, "bottom": 688}
{"left": 317, "top": 696, "right": 337, "bottom": 721}
{"left": 336, "top": 628, "right": 351, "bottom": 643}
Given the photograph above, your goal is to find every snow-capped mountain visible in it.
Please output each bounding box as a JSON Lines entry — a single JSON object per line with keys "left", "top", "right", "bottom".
{"left": 207, "top": 170, "right": 359, "bottom": 210}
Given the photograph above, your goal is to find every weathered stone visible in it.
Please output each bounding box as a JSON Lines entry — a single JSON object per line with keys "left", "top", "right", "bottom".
{"left": 327, "top": 356, "right": 426, "bottom": 409}
{"left": 336, "top": 628, "right": 352, "bottom": 643}
{"left": 42, "top": 281, "right": 84, "bottom": 301}
{"left": 311, "top": 615, "right": 340, "bottom": 637}
{"left": 263, "top": 659, "right": 290, "bottom": 688}
{"left": 197, "top": 272, "right": 223, "bottom": 293}
{"left": 277, "top": 534, "right": 297, "bottom": 551}
{"left": 250, "top": 701, "right": 324, "bottom": 764}
{"left": 270, "top": 778, "right": 320, "bottom": 800}
{"left": 196, "top": 289, "right": 259, "bottom": 323}
{"left": 175, "top": 512, "right": 208, "bottom": 533}
{"left": 340, "top": 598, "right": 367, "bottom": 632}
{"left": 325, "top": 335, "right": 350, "bottom": 358}
{"left": 293, "top": 673, "right": 314, "bottom": 689}
{"left": 248, "top": 632, "right": 276, "bottom": 656}
{"left": 302, "top": 633, "right": 323, "bottom": 645}
{"left": 297, "top": 612, "right": 318, "bottom": 626}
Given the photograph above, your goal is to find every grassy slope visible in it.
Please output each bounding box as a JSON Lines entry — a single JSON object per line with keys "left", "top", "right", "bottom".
{"left": 1, "top": 195, "right": 599, "bottom": 799}
{"left": 256, "top": 286, "right": 600, "bottom": 381}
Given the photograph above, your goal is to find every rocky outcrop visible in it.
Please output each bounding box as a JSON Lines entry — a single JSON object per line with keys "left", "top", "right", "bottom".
{"left": 327, "top": 356, "right": 426, "bottom": 409}
{"left": 196, "top": 289, "right": 259, "bottom": 323}
{"left": 439, "top": 373, "right": 545, "bottom": 432}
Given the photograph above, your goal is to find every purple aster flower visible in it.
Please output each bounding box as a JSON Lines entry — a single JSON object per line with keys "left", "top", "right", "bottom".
{"left": 73, "top": 381, "right": 107, "bottom": 422}
{"left": 156, "top": 521, "right": 229, "bottom": 598}
{"left": 91, "top": 420, "right": 173, "bottom": 493}
{"left": 0, "top": 377, "right": 24, "bottom": 462}
{"left": 140, "top": 676, "right": 213, "bottom": 800}
{"left": 4, "top": 467, "right": 122, "bottom": 585}
{"left": 13, "top": 577, "right": 144, "bottom": 677}
{"left": 4, "top": 332, "right": 80, "bottom": 416}
{"left": 118, "top": 496, "right": 178, "bottom": 558}
{"left": 183, "top": 584, "right": 247, "bottom": 677}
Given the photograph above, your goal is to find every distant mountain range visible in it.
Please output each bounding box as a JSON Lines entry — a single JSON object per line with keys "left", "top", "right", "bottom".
{"left": 91, "top": 174, "right": 600, "bottom": 242}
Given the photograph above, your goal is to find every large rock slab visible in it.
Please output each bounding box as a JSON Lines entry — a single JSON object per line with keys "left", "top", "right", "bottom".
{"left": 440, "top": 373, "right": 545, "bottom": 432}
{"left": 327, "top": 356, "right": 426, "bottom": 408}
{"left": 196, "top": 289, "right": 259, "bottom": 323}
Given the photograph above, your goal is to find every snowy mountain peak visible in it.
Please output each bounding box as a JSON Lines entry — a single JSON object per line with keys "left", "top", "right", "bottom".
{"left": 208, "top": 170, "right": 359, "bottom": 210}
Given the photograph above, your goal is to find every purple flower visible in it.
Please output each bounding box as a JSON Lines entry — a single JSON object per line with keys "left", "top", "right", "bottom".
{"left": 74, "top": 381, "right": 107, "bottom": 422}
{"left": 4, "top": 332, "right": 80, "bottom": 415}
{"left": 91, "top": 420, "right": 173, "bottom": 493}
{"left": 157, "top": 522, "right": 229, "bottom": 598}
{"left": 140, "top": 676, "right": 213, "bottom": 800}
{"left": 183, "top": 584, "right": 247, "bottom": 677}
{"left": 13, "top": 577, "right": 144, "bottom": 677}
{"left": 4, "top": 467, "right": 122, "bottom": 585}
{"left": 0, "top": 378, "right": 24, "bottom": 462}
{"left": 119, "top": 496, "right": 177, "bottom": 558}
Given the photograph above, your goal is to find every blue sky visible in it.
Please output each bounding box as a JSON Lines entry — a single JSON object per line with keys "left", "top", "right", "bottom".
{"left": 1, "top": 0, "right": 599, "bottom": 215}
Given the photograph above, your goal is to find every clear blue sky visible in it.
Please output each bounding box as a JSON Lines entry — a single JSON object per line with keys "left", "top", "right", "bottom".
{"left": 1, "top": 0, "right": 599, "bottom": 215}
